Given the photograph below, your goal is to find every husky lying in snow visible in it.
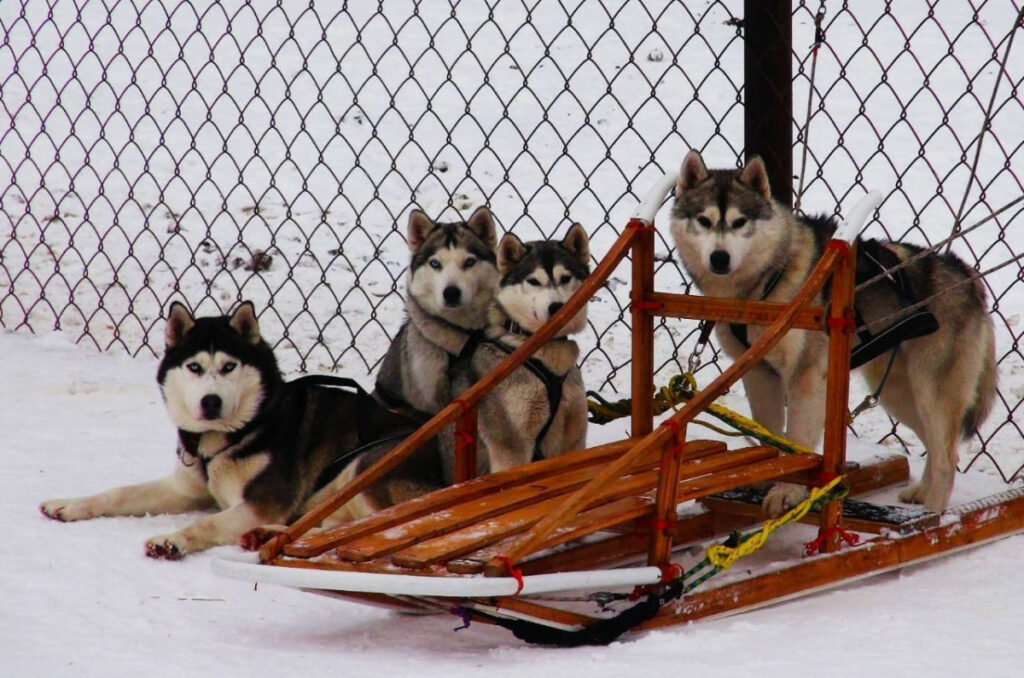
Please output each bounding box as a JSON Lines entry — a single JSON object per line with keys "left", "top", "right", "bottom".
{"left": 40, "top": 302, "right": 420, "bottom": 558}
{"left": 669, "top": 150, "right": 996, "bottom": 515}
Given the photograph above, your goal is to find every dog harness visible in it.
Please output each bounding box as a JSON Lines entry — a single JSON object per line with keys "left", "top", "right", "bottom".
{"left": 485, "top": 337, "right": 567, "bottom": 464}
{"left": 723, "top": 247, "right": 938, "bottom": 369}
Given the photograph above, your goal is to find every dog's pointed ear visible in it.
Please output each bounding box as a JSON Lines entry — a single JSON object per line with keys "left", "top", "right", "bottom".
{"left": 676, "top": 150, "right": 708, "bottom": 196}
{"left": 497, "top": 233, "right": 527, "bottom": 275}
{"left": 739, "top": 156, "right": 772, "bottom": 199}
{"left": 562, "top": 223, "right": 590, "bottom": 266}
{"left": 465, "top": 206, "right": 497, "bottom": 250}
{"left": 229, "top": 301, "right": 261, "bottom": 345}
{"left": 407, "top": 210, "right": 435, "bottom": 252}
{"left": 165, "top": 302, "right": 195, "bottom": 349}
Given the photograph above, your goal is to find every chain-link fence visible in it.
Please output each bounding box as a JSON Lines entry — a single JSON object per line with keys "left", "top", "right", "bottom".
{"left": 2, "top": 1, "right": 1022, "bottom": 481}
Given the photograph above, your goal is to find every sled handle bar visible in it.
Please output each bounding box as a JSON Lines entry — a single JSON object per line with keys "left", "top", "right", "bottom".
{"left": 630, "top": 170, "right": 882, "bottom": 245}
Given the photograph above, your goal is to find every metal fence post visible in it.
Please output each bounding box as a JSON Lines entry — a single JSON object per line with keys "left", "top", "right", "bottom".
{"left": 744, "top": 0, "right": 793, "bottom": 207}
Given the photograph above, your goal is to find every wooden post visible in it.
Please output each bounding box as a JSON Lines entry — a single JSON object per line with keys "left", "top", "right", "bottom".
{"left": 630, "top": 218, "right": 655, "bottom": 438}
{"left": 819, "top": 239, "right": 856, "bottom": 551}
{"left": 647, "top": 421, "right": 686, "bottom": 566}
{"left": 453, "top": 404, "right": 478, "bottom": 483}
{"left": 744, "top": 0, "right": 793, "bottom": 207}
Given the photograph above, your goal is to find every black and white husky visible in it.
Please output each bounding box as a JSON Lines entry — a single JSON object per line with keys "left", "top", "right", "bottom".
{"left": 670, "top": 150, "right": 997, "bottom": 515}
{"left": 40, "top": 302, "right": 419, "bottom": 558}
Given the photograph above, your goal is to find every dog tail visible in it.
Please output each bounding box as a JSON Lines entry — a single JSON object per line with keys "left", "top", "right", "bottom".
{"left": 961, "top": 322, "right": 997, "bottom": 440}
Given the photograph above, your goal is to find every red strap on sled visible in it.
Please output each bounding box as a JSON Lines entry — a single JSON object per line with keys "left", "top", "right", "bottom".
{"left": 494, "top": 556, "right": 525, "bottom": 596}
{"left": 804, "top": 526, "right": 861, "bottom": 556}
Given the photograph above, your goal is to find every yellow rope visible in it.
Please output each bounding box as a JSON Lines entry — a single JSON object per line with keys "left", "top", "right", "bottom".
{"left": 587, "top": 373, "right": 815, "bottom": 456}
{"left": 705, "top": 475, "right": 847, "bottom": 570}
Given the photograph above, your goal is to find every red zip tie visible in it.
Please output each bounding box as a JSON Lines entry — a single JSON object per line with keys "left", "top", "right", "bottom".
{"left": 803, "top": 526, "right": 861, "bottom": 556}
{"left": 657, "top": 563, "right": 683, "bottom": 583}
{"left": 630, "top": 300, "right": 665, "bottom": 312}
{"left": 638, "top": 517, "right": 678, "bottom": 532}
{"left": 825, "top": 239, "right": 851, "bottom": 256}
{"left": 626, "top": 218, "right": 655, "bottom": 233}
{"left": 494, "top": 556, "right": 524, "bottom": 595}
{"left": 454, "top": 431, "right": 475, "bottom": 449}
{"left": 659, "top": 419, "right": 684, "bottom": 459}
{"left": 452, "top": 397, "right": 470, "bottom": 416}
{"left": 827, "top": 311, "right": 855, "bottom": 332}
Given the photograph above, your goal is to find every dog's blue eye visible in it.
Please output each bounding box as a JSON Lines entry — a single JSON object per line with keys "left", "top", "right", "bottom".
{"left": 463, "top": 257, "right": 476, "bottom": 269}
{"left": 527, "top": 278, "right": 542, "bottom": 287}
{"left": 696, "top": 216, "right": 713, "bottom": 228}
{"left": 187, "top": 362, "right": 203, "bottom": 375}
{"left": 429, "top": 259, "right": 442, "bottom": 270}
{"left": 732, "top": 217, "right": 748, "bottom": 229}
{"left": 222, "top": 362, "right": 237, "bottom": 375}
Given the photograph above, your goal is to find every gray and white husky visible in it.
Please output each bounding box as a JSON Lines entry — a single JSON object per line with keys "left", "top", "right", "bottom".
{"left": 446, "top": 223, "right": 592, "bottom": 476}
{"left": 670, "top": 150, "right": 996, "bottom": 515}
{"left": 40, "top": 302, "right": 420, "bottom": 558}
{"left": 374, "top": 206, "right": 499, "bottom": 415}
{"left": 331, "top": 224, "right": 593, "bottom": 521}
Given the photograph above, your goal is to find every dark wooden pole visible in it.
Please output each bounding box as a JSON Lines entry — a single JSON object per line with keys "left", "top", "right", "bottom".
{"left": 744, "top": 0, "right": 793, "bottom": 207}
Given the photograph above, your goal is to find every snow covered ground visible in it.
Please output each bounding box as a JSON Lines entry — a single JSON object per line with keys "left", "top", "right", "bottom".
{"left": 4, "top": 329, "right": 1024, "bottom": 676}
{"left": 3, "top": 0, "right": 1024, "bottom": 674}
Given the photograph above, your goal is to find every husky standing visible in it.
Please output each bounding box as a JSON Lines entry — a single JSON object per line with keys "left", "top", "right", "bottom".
{"left": 669, "top": 150, "right": 996, "bottom": 515}
{"left": 40, "top": 302, "right": 420, "bottom": 558}
{"left": 445, "top": 223, "right": 592, "bottom": 477}
{"left": 374, "top": 206, "right": 499, "bottom": 414}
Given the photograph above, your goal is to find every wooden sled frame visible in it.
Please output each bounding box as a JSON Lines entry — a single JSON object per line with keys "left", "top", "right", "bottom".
{"left": 214, "top": 175, "right": 1024, "bottom": 640}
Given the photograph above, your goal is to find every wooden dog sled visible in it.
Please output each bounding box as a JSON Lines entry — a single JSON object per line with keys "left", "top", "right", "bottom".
{"left": 214, "top": 175, "right": 1024, "bottom": 645}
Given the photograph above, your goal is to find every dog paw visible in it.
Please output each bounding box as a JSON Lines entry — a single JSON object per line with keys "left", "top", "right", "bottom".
{"left": 762, "top": 483, "right": 809, "bottom": 517}
{"left": 239, "top": 527, "right": 279, "bottom": 551}
{"left": 898, "top": 482, "right": 927, "bottom": 505}
{"left": 145, "top": 537, "right": 186, "bottom": 560}
{"left": 40, "top": 499, "right": 89, "bottom": 522}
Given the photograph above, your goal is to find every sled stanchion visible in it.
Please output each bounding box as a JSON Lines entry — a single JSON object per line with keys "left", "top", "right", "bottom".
{"left": 630, "top": 217, "right": 656, "bottom": 438}
{"left": 820, "top": 239, "right": 856, "bottom": 552}
{"left": 648, "top": 419, "right": 686, "bottom": 565}
{"left": 453, "top": 400, "right": 477, "bottom": 484}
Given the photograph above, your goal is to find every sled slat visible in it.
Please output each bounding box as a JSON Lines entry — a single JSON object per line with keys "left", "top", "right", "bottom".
{"left": 284, "top": 438, "right": 694, "bottom": 557}
{"left": 453, "top": 450, "right": 820, "bottom": 574}
{"left": 342, "top": 442, "right": 743, "bottom": 564}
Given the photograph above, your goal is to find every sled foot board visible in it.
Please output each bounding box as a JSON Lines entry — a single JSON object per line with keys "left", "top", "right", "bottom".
{"left": 639, "top": 487, "right": 1024, "bottom": 631}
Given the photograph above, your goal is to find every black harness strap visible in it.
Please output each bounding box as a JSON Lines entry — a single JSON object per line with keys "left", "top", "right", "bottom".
{"left": 729, "top": 267, "right": 786, "bottom": 348}
{"left": 487, "top": 339, "right": 567, "bottom": 463}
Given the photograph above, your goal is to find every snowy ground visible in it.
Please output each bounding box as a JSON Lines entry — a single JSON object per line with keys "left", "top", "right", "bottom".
{"left": 4, "top": 329, "right": 1024, "bottom": 676}
{"left": 3, "top": 0, "right": 1024, "bottom": 674}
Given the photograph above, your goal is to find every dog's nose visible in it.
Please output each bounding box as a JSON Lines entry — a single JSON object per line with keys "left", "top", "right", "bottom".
{"left": 200, "top": 394, "right": 222, "bottom": 419}
{"left": 443, "top": 285, "right": 462, "bottom": 306}
{"left": 709, "top": 250, "right": 731, "bottom": 274}
{"left": 548, "top": 302, "right": 564, "bottom": 318}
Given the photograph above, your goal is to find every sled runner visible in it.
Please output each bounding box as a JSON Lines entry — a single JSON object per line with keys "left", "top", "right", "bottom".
{"left": 214, "top": 174, "right": 1024, "bottom": 645}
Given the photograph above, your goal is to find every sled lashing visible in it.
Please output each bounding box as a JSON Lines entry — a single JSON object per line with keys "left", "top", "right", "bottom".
{"left": 214, "top": 175, "right": 1024, "bottom": 643}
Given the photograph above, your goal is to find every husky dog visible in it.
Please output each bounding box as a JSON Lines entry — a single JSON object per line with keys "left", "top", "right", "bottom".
{"left": 669, "top": 150, "right": 996, "bottom": 515}
{"left": 446, "top": 223, "right": 592, "bottom": 476}
{"left": 374, "top": 206, "right": 499, "bottom": 414}
{"left": 324, "top": 224, "right": 592, "bottom": 521}
{"left": 40, "top": 302, "right": 422, "bottom": 558}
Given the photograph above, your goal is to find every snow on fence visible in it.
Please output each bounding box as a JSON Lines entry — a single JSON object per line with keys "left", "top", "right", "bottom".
{"left": 1, "top": 1, "right": 1022, "bottom": 480}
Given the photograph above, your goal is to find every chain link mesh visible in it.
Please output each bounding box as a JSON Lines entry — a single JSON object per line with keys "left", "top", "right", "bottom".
{"left": 2, "top": 1, "right": 1022, "bottom": 481}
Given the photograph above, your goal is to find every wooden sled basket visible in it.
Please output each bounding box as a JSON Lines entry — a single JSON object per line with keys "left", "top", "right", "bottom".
{"left": 214, "top": 175, "right": 1024, "bottom": 645}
